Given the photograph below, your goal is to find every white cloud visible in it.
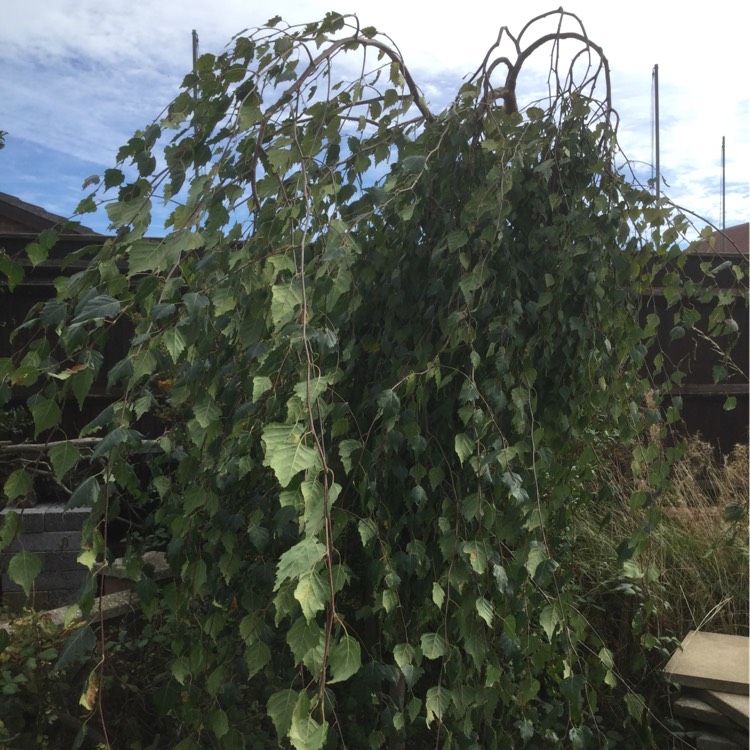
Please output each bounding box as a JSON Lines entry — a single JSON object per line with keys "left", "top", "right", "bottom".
{"left": 0, "top": 0, "right": 746, "bottom": 230}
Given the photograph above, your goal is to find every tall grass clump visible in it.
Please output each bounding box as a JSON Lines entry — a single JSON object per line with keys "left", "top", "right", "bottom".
{"left": 574, "top": 436, "right": 748, "bottom": 643}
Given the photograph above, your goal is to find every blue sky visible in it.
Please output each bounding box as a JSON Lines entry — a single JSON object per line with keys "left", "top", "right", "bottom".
{"left": 1, "top": 0, "right": 747, "bottom": 237}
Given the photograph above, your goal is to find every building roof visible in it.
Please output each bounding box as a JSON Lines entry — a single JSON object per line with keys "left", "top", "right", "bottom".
{"left": 0, "top": 191, "right": 100, "bottom": 235}
{"left": 696, "top": 222, "right": 749, "bottom": 256}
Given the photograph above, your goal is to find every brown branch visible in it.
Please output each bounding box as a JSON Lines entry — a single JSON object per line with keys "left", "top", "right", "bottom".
{"left": 0, "top": 438, "right": 105, "bottom": 453}
{"left": 503, "top": 31, "right": 611, "bottom": 115}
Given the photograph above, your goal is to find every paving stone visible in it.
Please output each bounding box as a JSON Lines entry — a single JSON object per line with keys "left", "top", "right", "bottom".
{"left": 695, "top": 730, "right": 744, "bottom": 750}
{"left": 665, "top": 631, "right": 749, "bottom": 695}
{"left": 696, "top": 689, "right": 750, "bottom": 731}
{"left": 674, "top": 694, "right": 738, "bottom": 729}
{"left": 45, "top": 589, "right": 139, "bottom": 627}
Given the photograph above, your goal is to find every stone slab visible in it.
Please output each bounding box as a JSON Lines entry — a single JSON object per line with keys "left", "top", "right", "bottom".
{"left": 103, "top": 550, "right": 171, "bottom": 581}
{"left": 665, "top": 631, "right": 749, "bottom": 695}
{"left": 674, "top": 694, "right": 737, "bottom": 729}
{"left": 1, "top": 589, "right": 139, "bottom": 629}
{"left": 696, "top": 689, "right": 750, "bottom": 731}
{"left": 45, "top": 589, "right": 139, "bottom": 627}
{"left": 695, "top": 730, "right": 744, "bottom": 750}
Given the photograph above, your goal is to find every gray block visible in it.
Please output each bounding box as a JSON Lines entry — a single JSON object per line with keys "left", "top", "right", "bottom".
{"left": 5, "top": 531, "right": 81, "bottom": 553}
{"left": 1, "top": 589, "right": 81, "bottom": 612}
{"left": 44, "top": 506, "right": 90, "bottom": 532}
{"left": 1, "top": 505, "right": 46, "bottom": 533}
{"left": 3, "top": 566, "right": 87, "bottom": 592}
{"left": 1, "top": 550, "right": 82, "bottom": 573}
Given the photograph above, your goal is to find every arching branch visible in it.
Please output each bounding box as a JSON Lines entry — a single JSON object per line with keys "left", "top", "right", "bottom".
{"left": 470, "top": 9, "right": 612, "bottom": 119}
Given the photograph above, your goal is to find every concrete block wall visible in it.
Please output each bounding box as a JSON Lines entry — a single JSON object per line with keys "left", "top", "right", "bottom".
{"left": 1, "top": 503, "right": 90, "bottom": 610}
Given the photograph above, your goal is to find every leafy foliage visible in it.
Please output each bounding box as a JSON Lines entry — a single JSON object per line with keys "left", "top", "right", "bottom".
{"left": 1, "top": 9, "right": 745, "bottom": 749}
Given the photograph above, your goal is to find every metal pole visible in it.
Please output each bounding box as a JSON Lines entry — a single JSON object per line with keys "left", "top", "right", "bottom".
{"left": 721, "top": 136, "right": 726, "bottom": 253}
{"left": 653, "top": 64, "right": 660, "bottom": 202}
{"left": 192, "top": 30, "right": 199, "bottom": 180}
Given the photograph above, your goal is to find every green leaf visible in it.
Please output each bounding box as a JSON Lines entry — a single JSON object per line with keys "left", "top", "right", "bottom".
{"left": 128, "top": 240, "right": 161, "bottom": 274}
{"left": 3, "top": 468, "right": 33, "bottom": 502}
{"left": 29, "top": 398, "right": 61, "bottom": 436}
{"left": 287, "top": 617, "right": 324, "bottom": 663}
{"left": 271, "top": 282, "right": 303, "bottom": 331}
{"left": 26, "top": 241, "right": 48, "bottom": 266}
{"left": 432, "top": 582, "right": 445, "bottom": 609}
{"left": 475, "top": 596, "right": 494, "bottom": 626}
{"left": 245, "top": 641, "right": 271, "bottom": 678}
{"left": 400, "top": 155, "right": 426, "bottom": 174}
{"left": 193, "top": 398, "right": 221, "bottom": 429}
{"left": 106, "top": 199, "right": 144, "bottom": 228}
{"left": 267, "top": 689, "right": 298, "bottom": 741}
{"left": 253, "top": 375, "right": 273, "bottom": 401}
{"left": 294, "top": 569, "right": 328, "bottom": 621}
{"left": 669, "top": 325, "right": 685, "bottom": 341}
{"left": 7, "top": 550, "right": 42, "bottom": 596}
{"left": 624, "top": 692, "right": 645, "bottom": 723}
{"left": 540, "top": 602, "right": 562, "bottom": 641}
{"left": 172, "top": 656, "right": 190, "bottom": 684}
{"left": 328, "top": 635, "right": 361, "bottom": 684}
{"left": 339, "top": 439, "right": 361, "bottom": 474}
{"left": 393, "top": 642, "right": 416, "bottom": 669}
{"left": 289, "top": 692, "right": 328, "bottom": 750}
{"left": 454, "top": 433, "right": 474, "bottom": 465}
{"left": 462, "top": 540, "right": 488, "bottom": 574}
{"left": 48, "top": 442, "right": 81, "bottom": 481}
{"left": 0, "top": 510, "right": 21, "bottom": 551}
{"left": 72, "top": 295, "right": 121, "bottom": 325}
{"left": 262, "top": 422, "right": 321, "bottom": 488}
{"left": 163, "top": 328, "right": 186, "bottom": 362}
{"left": 91, "top": 426, "right": 132, "bottom": 459}
{"left": 0, "top": 253, "right": 24, "bottom": 290}
{"left": 53, "top": 625, "right": 96, "bottom": 672}
{"left": 568, "top": 726, "right": 594, "bottom": 749}
{"left": 275, "top": 537, "right": 326, "bottom": 590}
{"left": 425, "top": 685, "right": 452, "bottom": 725}
{"left": 445, "top": 230, "right": 468, "bottom": 251}
{"left": 209, "top": 708, "right": 229, "bottom": 739}
{"left": 724, "top": 502, "right": 746, "bottom": 523}
{"left": 67, "top": 476, "right": 100, "bottom": 509}
{"left": 420, "top": 632, "right": 446, "bottom": 660}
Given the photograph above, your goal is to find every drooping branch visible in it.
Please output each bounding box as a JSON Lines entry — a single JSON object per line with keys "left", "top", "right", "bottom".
{"left": 469, "top": 8, "right": 611, "bottom": 118}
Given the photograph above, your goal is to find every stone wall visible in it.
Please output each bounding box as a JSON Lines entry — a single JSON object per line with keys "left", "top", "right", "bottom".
{"left": 1, "top": 503, "right": 90, "bottom": 610}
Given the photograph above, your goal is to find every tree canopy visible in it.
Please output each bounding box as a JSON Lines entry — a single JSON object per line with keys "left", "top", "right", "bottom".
{"left": 1, "top": 10, "right": 744, "bottom": 750}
